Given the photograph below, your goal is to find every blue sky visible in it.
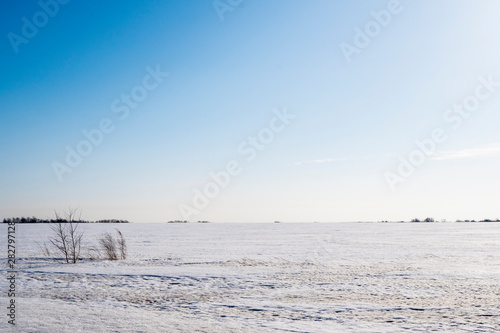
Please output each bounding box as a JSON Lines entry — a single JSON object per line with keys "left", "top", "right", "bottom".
{"left": 1, "top": 0, "right": 500, "bottom": 222}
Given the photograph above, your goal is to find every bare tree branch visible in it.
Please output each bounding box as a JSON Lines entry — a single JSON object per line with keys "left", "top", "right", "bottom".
{"left": 99, "top": 232, "right": 118, "bottom": 260}
{"left": 116, "top": 229, "right": 127, "bottom": 260}
{"left": 49, "top": 207, "right": 85, "bottom": 264}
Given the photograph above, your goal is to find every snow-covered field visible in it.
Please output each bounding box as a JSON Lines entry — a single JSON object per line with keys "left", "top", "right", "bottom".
{"left": 1, "top": 222, "right": 500, "bottom": 332}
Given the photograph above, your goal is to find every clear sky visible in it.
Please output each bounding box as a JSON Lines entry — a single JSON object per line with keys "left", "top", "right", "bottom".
{"left": 1, "top": 0, "right": 500, "bottom": 222}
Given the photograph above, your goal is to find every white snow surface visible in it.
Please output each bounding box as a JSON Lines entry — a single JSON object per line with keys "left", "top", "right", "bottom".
{"left": 1, "top": 222, "right": 500, "bottom": 332}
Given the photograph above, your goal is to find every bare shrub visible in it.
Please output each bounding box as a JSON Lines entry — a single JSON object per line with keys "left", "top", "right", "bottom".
{"left": 49, "top": 207, "right": 84, "bottom": 263}
{"left": 49, "top": 219, "right": 70, "bottom": 263}
{"left": 87, "top": 245, "right": 102, "bottom": 260}
{"left": 98, "top": 229, "right": 127, "bottom": 261}
{"left": 99, "top": 232, "right": 118, "bottom": 260}
{"left": 116, "top": 229, "right": 127, "bottom": 259}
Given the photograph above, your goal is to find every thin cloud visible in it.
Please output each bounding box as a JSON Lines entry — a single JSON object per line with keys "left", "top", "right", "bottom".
{"left": 432, "top": 144, "right": 500, "bottom": 161}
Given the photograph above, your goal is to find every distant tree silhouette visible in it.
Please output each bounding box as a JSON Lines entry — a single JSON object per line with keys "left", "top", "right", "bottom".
{"left": 3, "top": 217, "right": 129, "bottom": 223}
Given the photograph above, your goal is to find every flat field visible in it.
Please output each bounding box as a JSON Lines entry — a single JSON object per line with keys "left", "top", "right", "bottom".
{"left": 1, "top": 222, "right": 499, "bottom": 332}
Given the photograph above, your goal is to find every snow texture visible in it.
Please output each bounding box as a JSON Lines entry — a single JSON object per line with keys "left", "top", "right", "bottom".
{"left": 1, "top": 222, "right": 500, "bottom": 332}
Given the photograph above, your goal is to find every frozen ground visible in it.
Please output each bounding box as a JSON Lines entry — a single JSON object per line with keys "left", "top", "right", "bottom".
{"left": 1, "top": 222, "right": 500, "bottom": 332}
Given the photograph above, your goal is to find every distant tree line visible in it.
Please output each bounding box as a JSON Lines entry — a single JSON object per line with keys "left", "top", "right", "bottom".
{"left": 456, "top": 219, "right": 500, "bottom": 223}
{"left": 411, "top": 217, "right": 436, "bottom": 222}
{"left": 2, "top": 217, "right": 129, "bottom": 224}
{"left": 166, "top": 220, "right": 211, "bottom": 223}
{"left": 410, "top": 217, "right": 500, "bottom": 223}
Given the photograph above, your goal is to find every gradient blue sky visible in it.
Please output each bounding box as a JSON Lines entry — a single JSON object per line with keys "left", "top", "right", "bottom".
{"left": 2, "top": 0, "right": 500, "bottom": 222}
